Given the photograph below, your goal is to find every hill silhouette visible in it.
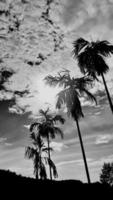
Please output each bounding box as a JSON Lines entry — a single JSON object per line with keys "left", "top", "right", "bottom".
{"left": 0, "top": 169, "right": 113, "bottom": 198}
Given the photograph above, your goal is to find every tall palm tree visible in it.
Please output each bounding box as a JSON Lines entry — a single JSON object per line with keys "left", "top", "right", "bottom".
{"left": 30, "top": 110, "right": 65, "bottom": 180}
{"left": 25, "top": 130, "right": 58, "bottom": 180}
{"left": 45, "top": 70, "right": 97, "bottom": 183}
{"left": 73, "top": 38, "right": 113, "bottom": 113}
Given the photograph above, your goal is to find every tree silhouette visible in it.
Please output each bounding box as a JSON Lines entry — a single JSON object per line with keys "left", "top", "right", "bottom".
{"left": 45, "top": 70, "right": 97, "bottom": 184}
{"left": 25, "top": 129, "right": 58, "bottom": 180}
{"left": 100, "top": 162, "right": 113, "bottom": 186}
{"left": 25, "top": 133, "right": 47, "bottom": 180}
{"left": 73, "top": 38, "right": 113, "bottom": 113}
{"left": 29, "top": 109, "right": 65, "bottom": 180}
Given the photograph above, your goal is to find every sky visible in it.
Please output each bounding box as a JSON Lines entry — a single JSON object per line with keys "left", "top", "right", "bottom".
{"left": 0, "top": 0, "right": 113, "bottom": 182}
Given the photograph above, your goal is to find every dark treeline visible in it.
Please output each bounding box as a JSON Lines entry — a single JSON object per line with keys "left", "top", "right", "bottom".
{"left": 0, "top": 169, "right": 113, "bottom": 198}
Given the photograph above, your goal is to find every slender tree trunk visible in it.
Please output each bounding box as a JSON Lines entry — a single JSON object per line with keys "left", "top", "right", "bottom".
{"left": 35, "top": 155, "right": 39, "bottom": 180}
{"left": 47, "top": 134, "right": 52, "bottom": 180}
{"left": 38, "top": 138, "right": 42, "bottom": 180}
{"left": 39, "top": 154, "right": 41, "bottom": 180}
{"left": 101, "top": 73, "right": 113, "bottom": 114}
{"left": 75, "top": 119, "right": 91, "bottom": 184}
{"left": 36, "top": 172, "right": 39, "bottom": 180}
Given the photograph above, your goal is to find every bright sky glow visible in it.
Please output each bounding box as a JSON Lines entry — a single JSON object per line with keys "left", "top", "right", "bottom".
{"left": 37, "top": 78, "right": 60, "bottom": 109}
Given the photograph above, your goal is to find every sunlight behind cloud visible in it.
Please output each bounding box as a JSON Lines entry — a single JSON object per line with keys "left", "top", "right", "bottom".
{"left": 37, "top": 78, "right": 61, "bottom": 110}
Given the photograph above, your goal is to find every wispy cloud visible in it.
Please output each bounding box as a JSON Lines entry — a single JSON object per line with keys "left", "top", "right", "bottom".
{"left": 94, "top": 111, "right": 102, "bottom": 116}
{"left": 95, "top": 134, "right": 113, "bottom": 144}
{"left": 50, "top": 142, "right": 67, "bottom": 152}
{"left": 88, "top": 155, "right": 113, "bottom": 167}
{"left": 9, "top": 105, "right": 24, "bottom": 115}
{"left": 5, "top": 143, "right": 13, "bottom": 147}
{"left": 56, "top": 158, "right": 93, "bottom": 167}
{"left": 23, "top": 124, "right": 30, "bottom": 130}
{"left": 56, "top": 159, "right": 82, "bottom": 167}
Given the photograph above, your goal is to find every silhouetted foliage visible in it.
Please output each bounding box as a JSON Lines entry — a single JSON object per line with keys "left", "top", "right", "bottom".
{"left": 73, "top": 37, "right": 113, "bottom": 113}
{"left": 45, "top": 70, "right": 96, "bottom": 184}
{"left": 30, "top": 108, "right": 65, "bottom": 180}
{"left": 100, "top": 162, "right": 113, "bottom": 186}
{"left": 25, "top": 136, "right": 48, "bottom": 180}
{"left": 45, "top": 70, "right": 96, "bottom": 120}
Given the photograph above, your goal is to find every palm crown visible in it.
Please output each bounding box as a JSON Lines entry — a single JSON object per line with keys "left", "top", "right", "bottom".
{"left": 73, "top": 38, "right": 113, "bottom": 113}
{"left": 45, "top": 70, "right": 96, "bottom": 120}
{"left": 73, "top": 38, "right": 113, "bottom": 79}
{"left": 38, "top": 108, "right": 65, "bottom": 139}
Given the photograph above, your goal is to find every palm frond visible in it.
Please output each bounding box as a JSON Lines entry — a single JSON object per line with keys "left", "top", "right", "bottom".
{"left": 73, "top": 76, "right": 93, "bottom": 89}
{"left": 25, "top": 146, "right": 36, "bottom": 159}
{"left": 69, "top": 93, "right": 84, "bottom": 120}
{"left": 92, "top": 40, "right": 113, "bottom": 57}
{"left": 39, "top": 162, "right": 47, "bottom": 180}
{"left": 81, "top": 88, "right": 97, "bottom": 104}
{"left": 47, "top": 158, "right": 58, "bottom": 179}
{"left": 39, "top": 108, "right": 49, "bottom": 117}
{"left": 33, "top": 154, "right": 40, "bottom": 178}
{"left": 29, "top": 122, "right": 40, "bottom": 132}
{"left": 30, "top": 132, "right": 37, "bottom": 143}
{"left": 73, "top": 38, "right": 89, "bottom": 56}
{"left": 44, "top": 75, "right": 60, "bottom": 87}
{"left": 37, "top": 136, "right": 45, "bottom": 149}
{"left": 77, "top": 49, "right": 92, "bottom": 74}
{"left": 38, "top": 123, "right": 54, "bottom": 138}
{"left": 53, "top": 126, "right": 64, "bottom": 139}
{"left": 77, "top": 48, "right": 109, "bottom": 76}
{"left": 56, "top": 89, "right": 67, "bottom": 109}
{"left": 94, "top": 54, "right": 109, "bottom": 75}
{"left": 56, "top": 88, "right": 84, "bottom": 120}
{"left": 87, "top": 72, "right": 99, "bottom": 81}
{"left": 72, "top": 76, "right": 97, "bottom": 104}
{"left": 52, "top": 115, "right": 65, "bottom": 124}
{"left": 33, "top": 149, "right": 48, "bottom": 180}
{"left": 45, "top": 72, "right": 70, "bottom": 88}
{"left": 47, "top": 126, "right": 56, "bottom": 139}
{"left": 42, "top": 147, "right": 53, "bottom": 153}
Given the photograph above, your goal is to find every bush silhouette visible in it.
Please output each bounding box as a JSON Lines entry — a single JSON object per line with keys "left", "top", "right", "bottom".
{"left": 100, "top": 162, "right": 113, "bottom": 186}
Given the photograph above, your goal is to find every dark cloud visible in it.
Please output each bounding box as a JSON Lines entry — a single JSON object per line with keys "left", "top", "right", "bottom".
{"left": 0, "top": 69, "right": 14, "bottom": 91}
{"left": 0, "top": 100, "right": 30, "bottom": 145}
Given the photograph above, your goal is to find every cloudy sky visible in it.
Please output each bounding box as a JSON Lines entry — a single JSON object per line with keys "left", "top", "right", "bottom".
{"left": 0, "top": 0, "right": 113, "bottom": 182}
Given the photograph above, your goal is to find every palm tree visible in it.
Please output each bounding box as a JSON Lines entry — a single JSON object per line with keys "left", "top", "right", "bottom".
{"left": 29, "top": 110, "right": 65, "bottom": 180}
{"left": 39, "top": 108, "right": 65, "bottom": 180}
{"left": 25, "top": 130, "right": 58, "bottom": 180}
{"left": 73, "top": 38, "right": 113, "bottom": 113}
{"left": 25, "top": 132, "right": 47, "bottom": 180}
{"left": 45, "top": 70, "right": 97, "bottom": 183}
